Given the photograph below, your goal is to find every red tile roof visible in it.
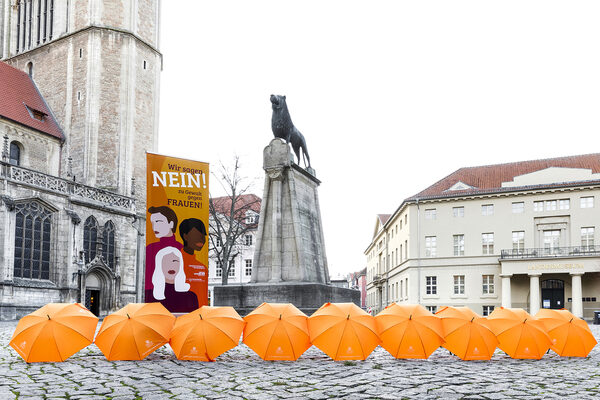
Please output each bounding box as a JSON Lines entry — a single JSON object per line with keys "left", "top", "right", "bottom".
{"left": 378, "top": 214, "right": 391, "bottom": 225}
{"left": 409, "top": 153, "right": 600, "bottom": 200}
{"left": 211, "top": 194, "right": 261, "bottom": 223}
{"left": 0, "top": 61, "right": 63, "bottom": 140}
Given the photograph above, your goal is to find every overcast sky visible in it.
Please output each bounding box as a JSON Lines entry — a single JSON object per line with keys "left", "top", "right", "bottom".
{"left": 158, "top": 1, "right": 600, "bottom": 277}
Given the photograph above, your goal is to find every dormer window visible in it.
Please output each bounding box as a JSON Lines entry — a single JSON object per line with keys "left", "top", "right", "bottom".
{"left": 25, "top": 105, "right": 46, "bottom": 121}
{"left": 245, "top": 211, "right": 258, "bottom": 224}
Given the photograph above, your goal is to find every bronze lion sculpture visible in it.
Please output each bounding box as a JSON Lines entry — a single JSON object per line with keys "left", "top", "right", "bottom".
{"left": 270, "top": 94, "right": 311, "bottom": 169}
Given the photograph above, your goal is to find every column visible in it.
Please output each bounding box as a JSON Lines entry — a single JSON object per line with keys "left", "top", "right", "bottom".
{"left": 529, "top": 273, "right": 541, "bottom": 315}
{"left": 571, "top": 272, "right": 584, "bottom": 318}
{"left": 500, "top": 274, "right": 512, "bottom": 308}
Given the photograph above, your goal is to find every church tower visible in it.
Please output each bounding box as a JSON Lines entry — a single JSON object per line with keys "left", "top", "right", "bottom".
{"left": 0, "top": 0, "right": 161, "bottom": 201}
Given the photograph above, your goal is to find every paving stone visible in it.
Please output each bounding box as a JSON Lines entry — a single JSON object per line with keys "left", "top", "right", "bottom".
{"left": 2, "top": 321, "right": 600, "bottom": 399}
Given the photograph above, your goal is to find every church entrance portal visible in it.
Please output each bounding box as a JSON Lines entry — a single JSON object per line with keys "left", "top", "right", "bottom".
{"left": 541, "top": 279, "right": 564, "bottom": 309}
{"left": 85, "top": 289, "right": 100, "bottom": 316}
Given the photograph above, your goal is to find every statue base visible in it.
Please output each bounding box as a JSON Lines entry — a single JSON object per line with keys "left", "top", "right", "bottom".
{"left": 213, "top": 283, "right": 360, "bottom": 316}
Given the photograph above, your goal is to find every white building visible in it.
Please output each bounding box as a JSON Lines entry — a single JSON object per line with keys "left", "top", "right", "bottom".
{"left": 208, "top": 194, "right": 261, "bottom": 304}
{"left": 365, "top": 154, "right": 600, "bottom": 319}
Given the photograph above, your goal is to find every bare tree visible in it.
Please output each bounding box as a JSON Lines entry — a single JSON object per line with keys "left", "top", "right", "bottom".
{"left": 208, "top": 156, "right": 261, "bottom": 285}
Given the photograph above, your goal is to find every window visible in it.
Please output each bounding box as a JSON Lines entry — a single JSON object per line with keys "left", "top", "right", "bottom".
{"left": 426, "top": 305, "right": 437, "bottom": 313}
{"left": 244, "top": 234, "right": 253, "bottom": 246}
{"left": 9, "top": 142, "right": 21, "bottom": 166}
{"left": 533, "top": 201, "right": 544, "bottom": 212}
{"left": 26, "top": 105, "right": 46, "bottom": 121}
{"left": 581, "top": 227, "right": 595, "bottom": 250}
{"left": 228, "top": 260, "right": 235, "bottom": 277}
{"left": 482, "top": 233, "right": 494, "bottom": 255}
{"left": 453, "top": 234, "right": 464, "bottom": 256}
{"left": 543, "top": 230, "right": 561, "bottom": 254}
{"left": 27, "top": 61, "right": 33, "bottom": 77}
{"left": 13, "top": 201, "right": 52, "bottom": 280}
{"left": 83, "top": 216, "right": 98, "bottom": 263}
{"left": 245, "top": 213, "right": 257, "bottom": 224}
{"left": 245, "top": 259, "right": 252, "bottom": 276}
{"left": 405, "top": 278, "right": 408, "bottom": 298}
{"left": 215, "top": 261, "right": 222, "bottom": 277}
{"left": 481, "top": 204, "right": 494, "bottom": 216}
{"left": 102, "top": 221, "right": 116, "bottom": 269}
{"left": 424, "top": 209, "right": 436, "bottom": 220}
{"left": 512, "top": 202, "right": 524, "bottom": 213}
{"left": 512, "top": 231, "right": 525, "bottom": 253}
{"left": 404, "top": 240, "right": 408, "bottom": 259}
{"left": 216, "top": 237, "right": 223, "bottom": 247}
{"left": 581, "top": 196, "right": 594, "bottom": 208}
{"left": 425, "top": 236, "right": 436, "bottom": 257}
{"left": 545, "top": 200, "right": 557, "bottom": 211}
{"left": 482, "top": 305, "right": 495, "bottom": 316}
{"left": 452, "top": 207, "right": 464, "bottom": 217}
{"left": 16, "top": 1, "right": 21, "bottom": 53}
{"left": 400, "top": 280, "right": 403, "bottom": 299}
{"left": 399, "top": 244, "right": 403, "bottom": 262}
{"left": 36, "top": 0, "right": 41, "bottom": 45}
{"left": 482, "top": 275, "right": 494, "bottom": 294}
{"left": 405, "top": 215, "right": 408, "bottom": 225}
{"left": 559, "top": 199, "right": 570, "bottom": 210}
{"left": 453, "top": 275, "right": 465, "bottom": 295}
{"left": 425, "top": 276, "right": 437, "bottom": 295}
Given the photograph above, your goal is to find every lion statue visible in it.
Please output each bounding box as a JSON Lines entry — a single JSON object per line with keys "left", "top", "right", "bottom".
{"left": 270, "top": 94, "right": 311, "bottom": 169}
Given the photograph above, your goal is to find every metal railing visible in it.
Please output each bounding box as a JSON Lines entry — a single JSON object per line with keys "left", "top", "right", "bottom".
{"left": 501, "top": 246, "right": 599, "bottom": 259}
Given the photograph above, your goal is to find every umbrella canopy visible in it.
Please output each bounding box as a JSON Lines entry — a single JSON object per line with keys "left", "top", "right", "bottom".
{"left": 9, "top": 303, "right": 98, "bottom": 362}
{"left": 95, "top": 303, "right": 175, "bottom": 361}
{"left": 169, "top": 306, "right": 245, "bottom": 361}
{"left": 243, "top": 303, "right": 311, "bottom": 361}
{"left": 308, "top": 302, "right": 380, "bottom": 361}
{"left": 435, "top": 306, "right": 498, "bottom": 360}
{"left": 536, "top": 309, "right": 597, "bottom": 357}
{"left": 375, "top": 303, "right": 444, "bottom": 359}
{"left": 486, "top": 307, "right": 551, "bottom": 359}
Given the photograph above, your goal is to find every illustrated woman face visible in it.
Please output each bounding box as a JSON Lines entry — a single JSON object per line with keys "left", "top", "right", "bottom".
{"left": 161, "top": 251, "right": 181, "bottom": 284}
{"left": 183, "top": 227, "right": 206, "bottom": 252}
{"left": 151, "top": 212, "right": 174, "bottom": 238}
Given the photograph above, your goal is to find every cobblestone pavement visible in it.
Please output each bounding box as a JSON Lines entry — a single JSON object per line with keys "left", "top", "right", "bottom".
{"left": 1, "top": 321, "right": 600, "bottom": 399}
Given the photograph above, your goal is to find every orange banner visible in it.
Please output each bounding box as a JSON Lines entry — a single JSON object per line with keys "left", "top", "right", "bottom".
{"left": 145, "top": 153, "right": 209, "bottom": 313}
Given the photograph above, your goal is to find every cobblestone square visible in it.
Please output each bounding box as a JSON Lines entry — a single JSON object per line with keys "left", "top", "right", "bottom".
{"left": 1, "top": 321, "right": 600, "bottom": 399}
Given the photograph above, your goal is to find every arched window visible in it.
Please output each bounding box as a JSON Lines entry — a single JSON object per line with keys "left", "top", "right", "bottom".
{"left": 9, "top": 142, "right": 21, "bottom": 166}
{"left": 14, "top": 201, "right": 52, "bottom": 280}
{"left": 83, "top": 216, "right": 98, "bottom": 263}
{"left": 102, "top": 221, "right": 116, "bottom": 269}
{"left": 26, "top": 61, "right": 33, "bottom": 77}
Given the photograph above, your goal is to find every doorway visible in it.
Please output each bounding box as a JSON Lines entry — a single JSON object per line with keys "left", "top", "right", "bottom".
{"left": 85, "top": 289, "right": 101, "bottom": 316}
{"left": 541, "top": 279, "right": 564, "bottom": 309}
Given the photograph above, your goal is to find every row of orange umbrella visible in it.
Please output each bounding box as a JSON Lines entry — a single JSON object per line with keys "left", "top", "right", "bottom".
{"left": 9, "top": 302, "right": 597, "bottom": 363}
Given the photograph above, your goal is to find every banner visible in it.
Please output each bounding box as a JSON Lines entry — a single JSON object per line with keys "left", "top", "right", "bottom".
{"left": 145, "top": 153, "right": 209, "bottom": 313}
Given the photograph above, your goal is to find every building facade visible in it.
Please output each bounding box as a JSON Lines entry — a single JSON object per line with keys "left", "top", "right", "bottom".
{"left": 365, "top": 154, "right": 600, "bottom": 319}
{"left": 208, "top": 194, "right": 261, "bottom": 304}
{"left": 0, "top": 0, "right": 161, "bottom": 319}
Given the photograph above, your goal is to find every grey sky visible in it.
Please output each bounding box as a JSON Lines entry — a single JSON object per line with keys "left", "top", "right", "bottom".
{"left": 159, "top": 1, "right": 600, "bottom": 276}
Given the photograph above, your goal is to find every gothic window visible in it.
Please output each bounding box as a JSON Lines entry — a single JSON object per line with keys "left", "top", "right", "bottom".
{"left": 13, "top": 201, "right": 52, "bottom": 280}
{"left": 27, "top": 0, "right": 32, "bottom": 49}
{"left": 36, "top": 0, "right": 41, "bottom": 45}
{"left": 9, "top": 142, "right": 21, "bottom": 166}
{"left": 84, "top": 216, "right": 98, "bottom": 263}
{"left": 102, "top": 221, "right": 116, "bottom": 269}
{"left": 16, "top": 1, "right": 22, "bottom": 53}
{"left": 26, "top": 62, "right": 33, "bottom": 78}
{"left": 43, "top": 0, "right": 47, "bottom": 42}
{"left": 49, "top": 0, "right": 54, "bottom": 40}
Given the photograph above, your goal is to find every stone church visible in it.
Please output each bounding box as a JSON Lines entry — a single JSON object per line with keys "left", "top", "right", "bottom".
{"left": 0, "top": 0, "right": 161, "bottom": 319}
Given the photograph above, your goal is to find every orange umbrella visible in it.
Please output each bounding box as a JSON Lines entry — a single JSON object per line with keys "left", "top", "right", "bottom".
{"left": 169, "top": 306, "right": 245, "bottom": 361}
{"left": 435, "top": 306, "right": 498, "bottom": 360}
{"left": 308, "top": 302, "right": 380, "bottom": 361}
{"left": 375, "top": 303, "right": 444, "bottom": 359}
{"left": 486, "top": 307, "right": 551, "bottom": 359}
{"left": 243, "top": 303, "right": 311, "bottom": 361}
{"left": 95, "top": 303, "right": 175, "bottom": 361}
{"left": 9, "top": 303, "right": 98, "bottom": 362}
{"left": 536, "top": 309, "right": 597, "bottom": 357}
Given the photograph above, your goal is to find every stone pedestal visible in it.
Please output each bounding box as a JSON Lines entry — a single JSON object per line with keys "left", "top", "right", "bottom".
{"left": 213, "top": 139, "right": 360, "bottom": 315}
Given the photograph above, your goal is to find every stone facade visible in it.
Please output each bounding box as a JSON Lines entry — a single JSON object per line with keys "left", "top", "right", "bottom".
{"left": 365, "top": 155, "right": 600, "bottom": 319}
{"left": 0, "top": 0, "right": 161, "bottom": 319}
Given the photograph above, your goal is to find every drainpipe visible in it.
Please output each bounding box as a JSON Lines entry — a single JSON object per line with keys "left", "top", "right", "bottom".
{"left": 416, "top": 199, "right": 421, "bottom": 305}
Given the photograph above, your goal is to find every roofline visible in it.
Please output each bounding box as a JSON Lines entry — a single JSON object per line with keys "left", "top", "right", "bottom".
{"left": 0, "top": 115, "right": 63, "bottom": 142}
{"left": 364, "top": 179, "right": 600, "bottom": 253}
{"left": 30, "top": 75, "right": 65, "bottom": 142}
